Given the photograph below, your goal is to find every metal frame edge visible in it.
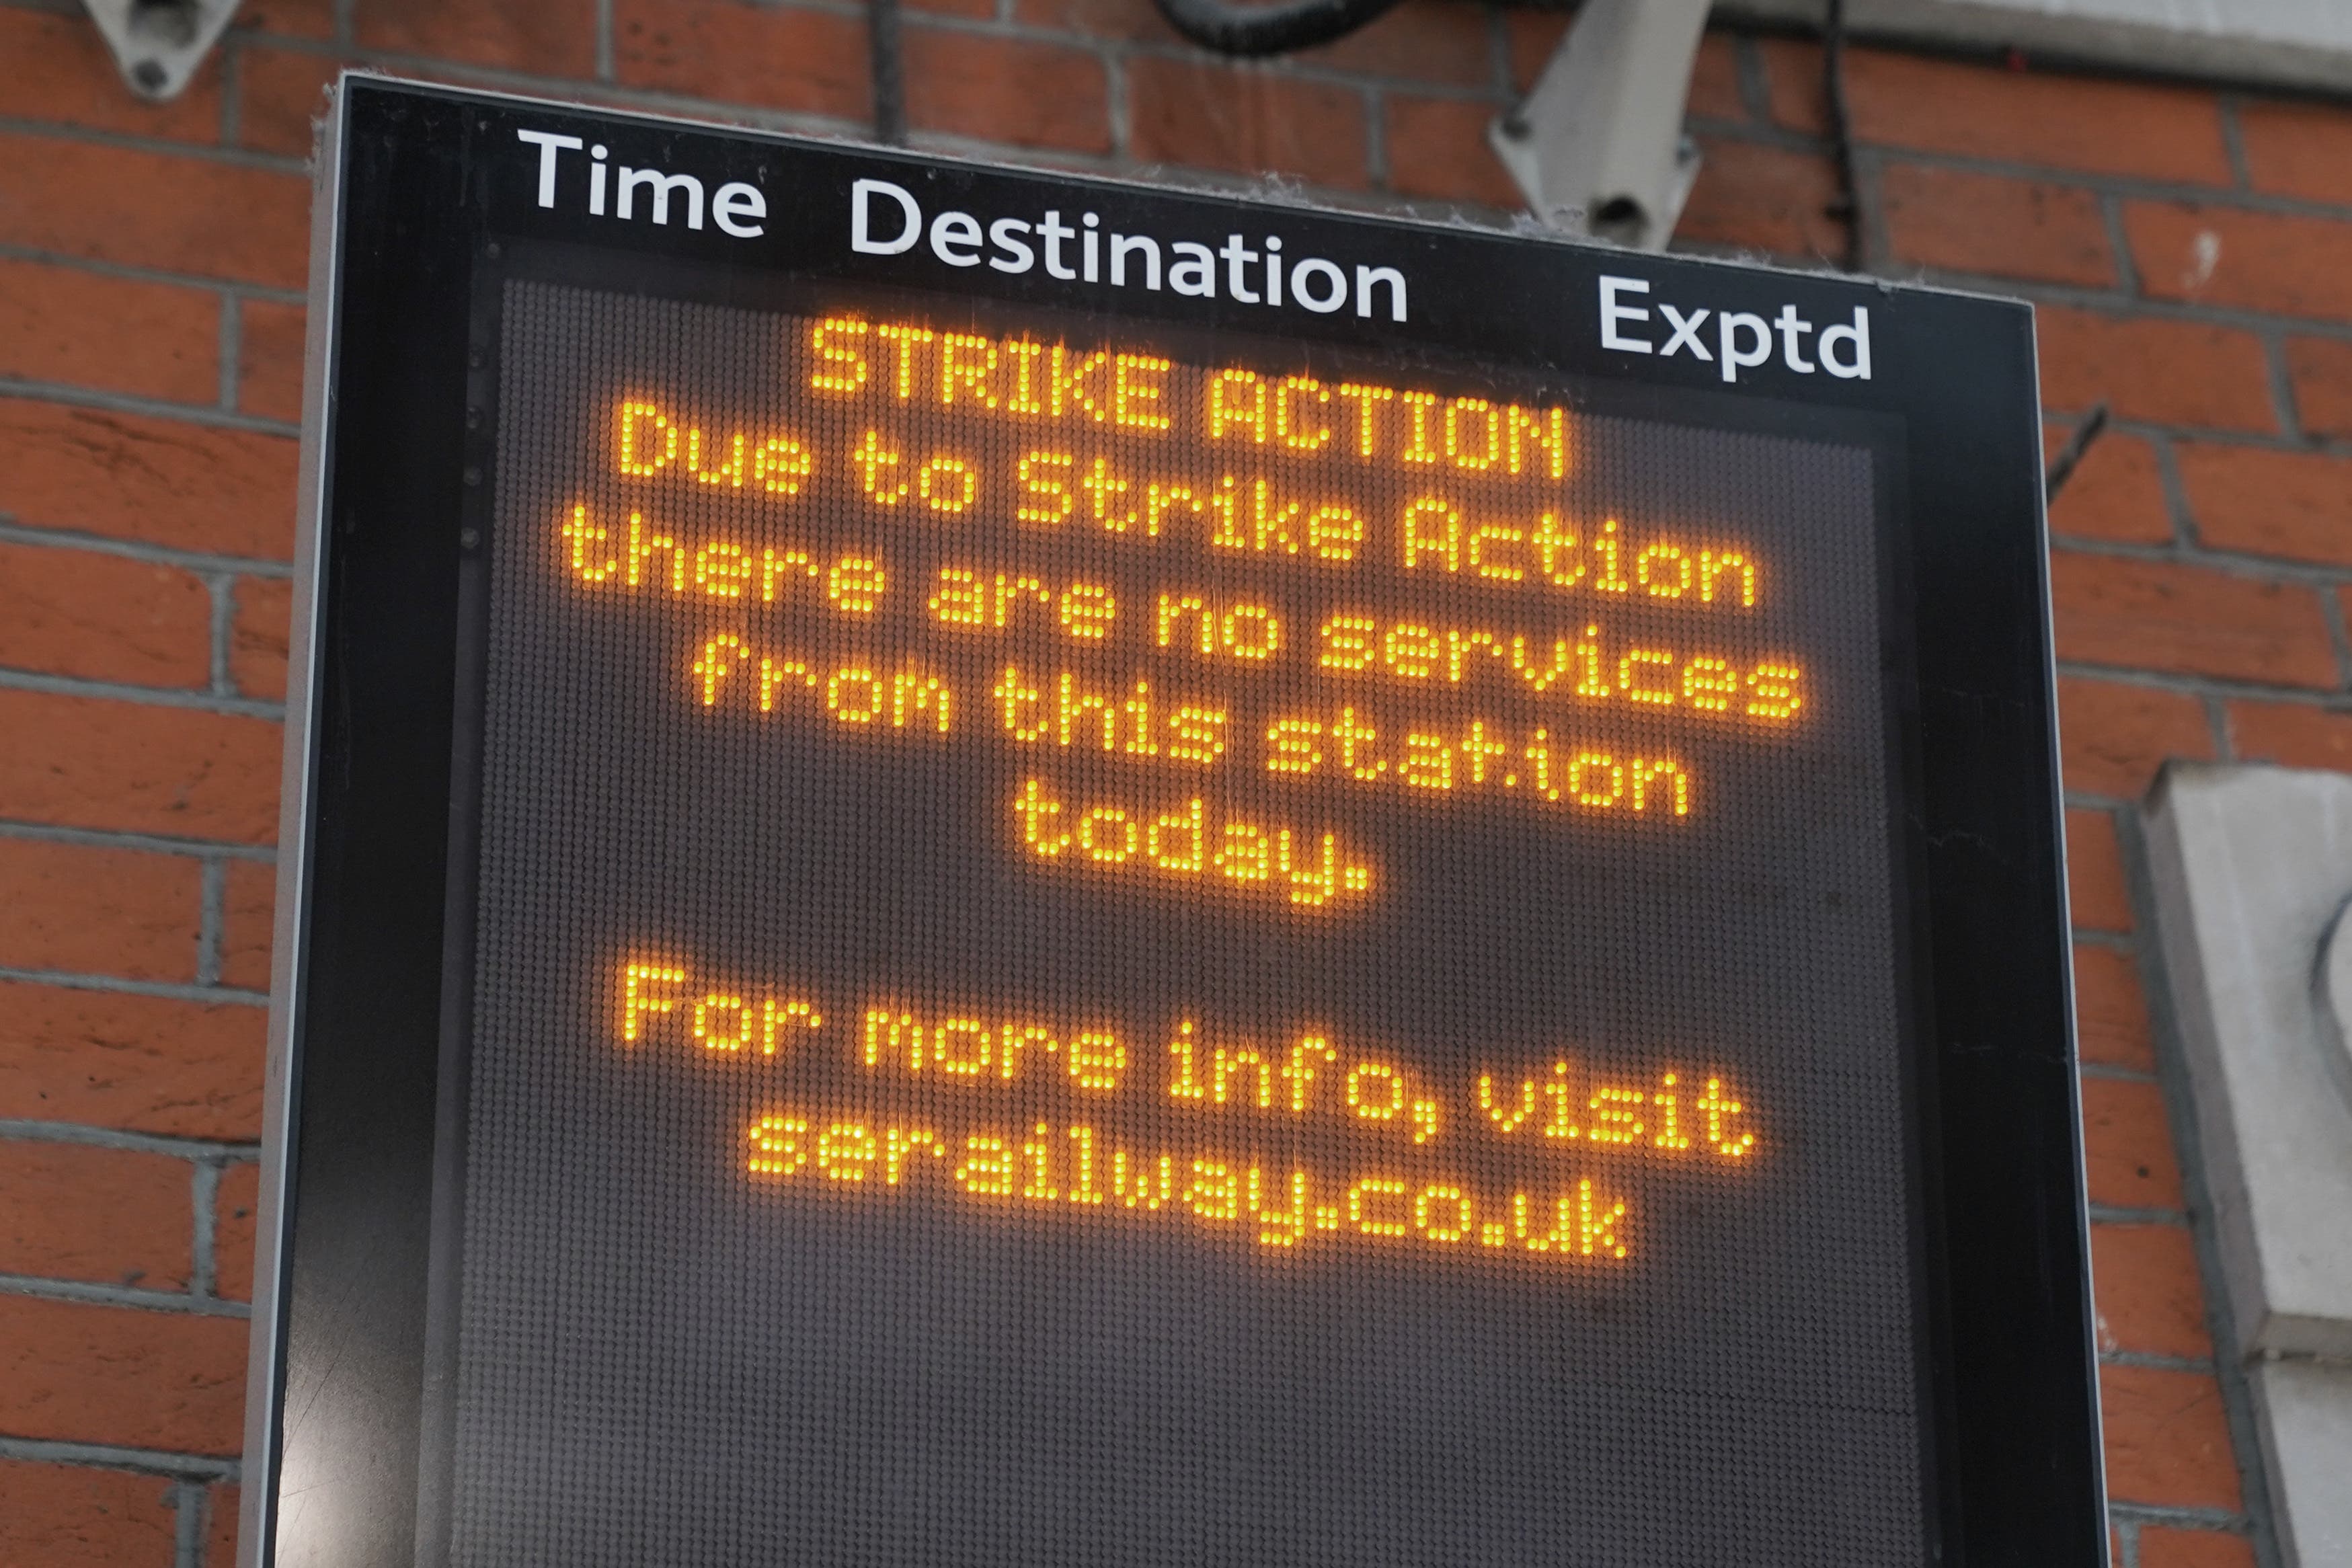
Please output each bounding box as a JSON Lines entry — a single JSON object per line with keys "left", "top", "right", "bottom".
{"left": 2027, "top": 302, "right": 2114, "bottom": 1568}
{"left": 238, "top": 68, "right": 350, "bottom": 1568}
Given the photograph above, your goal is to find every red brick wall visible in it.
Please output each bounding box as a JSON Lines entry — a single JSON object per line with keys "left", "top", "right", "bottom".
{"left": 3, "top": 0, "right": 2334, "bottom": 1562}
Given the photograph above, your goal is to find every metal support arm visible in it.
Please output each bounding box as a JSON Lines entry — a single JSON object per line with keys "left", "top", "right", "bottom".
{"left": 1488, "top": 0, "right": 1712, "bottom": 251}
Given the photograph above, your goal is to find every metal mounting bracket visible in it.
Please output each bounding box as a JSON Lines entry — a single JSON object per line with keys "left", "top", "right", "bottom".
{"left": 1487, "top": 0, "right": 1711, "bottom": 251}
{"left": 80, "top": 0, "right": 243, "bottom": 102}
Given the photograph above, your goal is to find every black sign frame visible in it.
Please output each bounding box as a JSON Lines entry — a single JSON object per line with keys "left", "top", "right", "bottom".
{"left": 243, "top": 73, "right": 2104, "bottom": 1568}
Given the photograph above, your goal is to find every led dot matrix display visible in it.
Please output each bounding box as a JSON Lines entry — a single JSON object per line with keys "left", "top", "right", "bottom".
{"left": 450, "top": 276, "right": 1920, "bottom": 1567}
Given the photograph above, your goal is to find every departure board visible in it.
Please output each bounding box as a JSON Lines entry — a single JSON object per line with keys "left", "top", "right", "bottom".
{"left": 454, "top": 278, "right": 1910, "bottom": 1565}
{"left": 252, "top": 77, "right": 2105, "bottom": 1568}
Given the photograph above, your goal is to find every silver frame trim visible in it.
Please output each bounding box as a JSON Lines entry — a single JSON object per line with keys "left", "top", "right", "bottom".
{"left": 237, "top": 70, "right": 348, "bottom": 1568}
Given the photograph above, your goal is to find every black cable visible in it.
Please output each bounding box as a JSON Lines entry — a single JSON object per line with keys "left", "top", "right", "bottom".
{"left": 1822, "top": 0, "right": 1865, "bottom": 272}
{"left": 1149, "top": 0, "right": 1404, "bottom": 58}
{"left": 869, "top": 0, "right": 906, "bottom": 145}
{"left": 2043, "top": 403, "right": 2110, "bottom": 505}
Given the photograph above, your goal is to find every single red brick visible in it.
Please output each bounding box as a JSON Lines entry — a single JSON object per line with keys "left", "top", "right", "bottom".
{"left": 0, "top": 9, "right": 225, "bottom": 143}
{"left": 2049, "top": 552, "right": 2339, "bottom": 689}
{"left": 0, "top": 689, "right": 282, "bottom": 845}
{"left": 0, "top": 1141, "right": 192, "bottom": 1290}
{"left": 2081, "top": 1075, "right": 2182, "bottom": 1211}
{"left": 2236, "top": 99, "right": 2352, "bottom": 206}
{"left": 233, "top": 0, "right": 338, "bottom": 38}
{"left": 1296, "top": 0, "right": 1499, "bottom": 90}
{"left": 2043, "top": 428, "right": 2172, "bottom": 545}
{"left": 0, "top": 256, "right": 221, "bottom": 405}
{"left": 2066, "top": 807, "right": 2133, "bottom": 935}
{"left": 2138, "top": 1525, "right": 2257, "bottom": 1568}
{"left": 231, "top": 576, "right": 294, "bottom": 702}
{"left": 207, "top": 1483, "right": 241, "bottom": 1568}
{"left": 212, "top": 1161, "right": 260, "bottom": 1303}
{"left": 0, "top": 980, "right": 265, "bottom": 1140}
{"left": 2057, "top": 675, "right": 2212, "bottom": 799}
{"left": 221, "top": 860, "right": 278, "bottom": 993}
{"left": 1684, "top": 33, "right": 1748, "bottom": 122}
{"left": 2127, "top": 201, "right": 2352, "bottom": 321}
{"left": 0, "top": 541, "right": 214, "bottom": 691}
{"left": 2090, "top": 1222, "right": 2211, "bottom": 1359}
{"left": 0, "top": 839, "right": 203, "bottom": 984}
{"left": 615, "top": 0, "right": 867, "bottom": 121}
{"left": 2035, "top": 305, "right": 2274, "bottom": 434}
{"left": 1502, "top": 9, "right": 1567, "bottom": 93}
{"left": 2229, "top": 697, "right": 2352, "bottom": 774}
{"left": 354, "top": 0, "right": 596, "bottom": 75}
{"left": 900, "top": 0, "right": 993, "bottom": 20}
{"left": 0, "top": 401, "right": 296, "bottom": 561}
{"left": 236, "top": 299, "right": 307, "bottom": 425}
{"left": 0, "top": 132, "right": 308, "bottom": 291}
{"left": 234, "top": 43, "right": 348, "bottom": 159}
{"left": 0, "top": 1459, "right": 179, "bottom": 1566}
{"left": 0, "top": 1294, "right": 247, "bottom": 1454}
{"left": 1842, "top": 48, "right": 2230, "bottom": 184}
{"left": 904, "top": 29, "right": 1109, "bottom": 154}
{"left": 1881, "top": 165, "right": 2112, "bottom": 286}
{"left": 2074, "top": 944, "right": 2154, "bottom": 1072}
{"left": 1676, "top": 136, "right": 1846, "bottom": 263}
{"left": 2285, "top": 336, "right": 2352, "bottom": 442}
{"left": 2177, "top": 443, "right": 2352, "bottom": 566}
{"left": 1756, "top": 35, "right": 1827, "bottom": 134}
{"left": 1126, "top": 56, "right": 1367, "bottom": 190}
{"left": 1384, "top": 96, "right": 1518, "bottom": 208}
{"left": 2099, "top": 1364, "right": 2242, "bottom": 1510}
{"left": 2047, "top": 461, "right": 2186, "bottom": 568}
{"left": 1013, "top": 0, "right": 1178, "bottom": 45}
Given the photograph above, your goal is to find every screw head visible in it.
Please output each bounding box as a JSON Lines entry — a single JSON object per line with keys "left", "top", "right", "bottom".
{"left": 130, "top": 59, "right": 169, "bottom": 95}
